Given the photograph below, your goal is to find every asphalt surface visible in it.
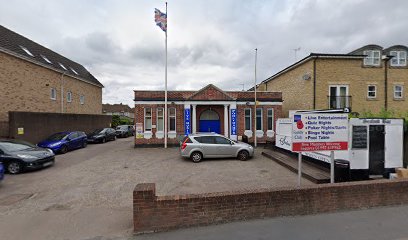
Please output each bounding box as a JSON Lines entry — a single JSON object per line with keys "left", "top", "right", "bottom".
{"left": 134, "top": 205, "right": 408, "bottom": 240}
{"left": 0, "top": 137, "right": 312, "bottom": 240}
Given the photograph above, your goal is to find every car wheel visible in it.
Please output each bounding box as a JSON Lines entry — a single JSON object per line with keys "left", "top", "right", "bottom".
{"left": 82, "top": 141, "right": 87, "bottom": 148}
{"left": 190, "top": 152, "right": 203, "bottom": 163}
{"left": 237, "top": 150, "right": 249, "bottom": 161}
{"left": 8, "top": 161, "right": 22, "bottom": 174}
{"left": 60, "top": 145, "right": 68, "bottom": 154}
{"left": 102, "top": 138, "right": 106, "bottom": 143}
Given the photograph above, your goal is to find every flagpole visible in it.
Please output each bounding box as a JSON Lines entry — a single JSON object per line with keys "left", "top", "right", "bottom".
{"left": 254, "top": 48, "right": 257, "bottom": 148}
{"left": 164, "top": 2, "right": 168, "bottom": 149}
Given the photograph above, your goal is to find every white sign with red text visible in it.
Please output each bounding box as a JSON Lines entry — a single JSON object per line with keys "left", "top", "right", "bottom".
{"left": 292, "top": 113, "right": 348, "bottom": 152}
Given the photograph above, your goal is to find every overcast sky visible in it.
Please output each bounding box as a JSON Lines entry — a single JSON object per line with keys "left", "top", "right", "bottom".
{"left": 1, "top": 0, "right": 407, "bottom": 106}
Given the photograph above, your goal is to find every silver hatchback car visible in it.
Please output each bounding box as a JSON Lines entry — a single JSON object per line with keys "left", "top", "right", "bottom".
{"left": 180, "top": 133, "right": 254, "bottom": 163}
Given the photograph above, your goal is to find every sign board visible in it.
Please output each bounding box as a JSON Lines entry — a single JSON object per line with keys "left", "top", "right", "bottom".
{"left": 184, "top": 108, "right": 191, "bottom": 135}
{"left": 292, "top": 113, "right": 348, "bottom": 152}
{"left": 135, "top": 123, "right": 143, "bottom": 139}
{"left": 230, "top": 109, "right": 237, "bottom": 135}
{"left": 351, "top": 126, "right": 367, "bottom": 149}
{"left": 17, "top": 127, "right": 24, "bottom": 135}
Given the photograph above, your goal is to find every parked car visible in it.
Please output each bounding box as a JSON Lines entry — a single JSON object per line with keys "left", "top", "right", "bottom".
{"left": 87, "top": 128, "right": 116, "bottom": 143}
{"left": 0, "top": 162, "right": 4, "bottom": 181}
{"left": 37, "top": 131, "right": 87, "bottom": 154}
{"left": 115, "top": 125, "right": 134, "bottom": 138}
{"left": 0, "top": 139, "right": 55, "bottom": 174}
{"left": 180, "top": 133, "right": 254, "bottom": 163}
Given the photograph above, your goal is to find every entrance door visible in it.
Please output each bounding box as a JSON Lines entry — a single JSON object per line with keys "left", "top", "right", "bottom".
{"left": 199, "top": 109, "right": 220, "bottom": 133}
{"left": 369, "top": 125, "right": 385, "bottom": 175}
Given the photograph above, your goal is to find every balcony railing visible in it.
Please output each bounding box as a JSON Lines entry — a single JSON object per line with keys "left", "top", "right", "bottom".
{"left": 327, "top": 96, "right": 352, "bottom": 110}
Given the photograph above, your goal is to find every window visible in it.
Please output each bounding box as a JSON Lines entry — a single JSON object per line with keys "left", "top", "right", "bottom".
{"left": 169, "top": 108, "right": 176, "bottom": 132}
{"left": 244, "top": 109, "right": 251, "bottom": 131}
{"left": 329, "top": 85, "right": 349, "bottom": 109}
{"left": 67, "top": 91, "right": 72, "bottom": 102}
{"left": 70, "top": 67, "right": 79, "bottom": 75}
{"left": 390, "top": 51, "right": 407, "bottom": 67}
{"left": 157, "top": 108, "right": 164, "bottom": 131}
{"left": 267, "top": 109, "right": 274, "bottom": 130}
{"left": 363, "top": 50, "right": 381, "bottom": 66}
{"left": 19, "top": 45, "right": 34, "bottom": 57}
{"left": 144, "top": 108, "right": 152, "bottom": 131}
{"left": 80, "top": 95, "right": 85, "bottom": 104}
{"left": 58, "top": 62, "right": 67, "bottom": 71}
{"left": 215, "top": 136, "right": 231, "bottom": 144}
{"left": 256, "top": 108, "right": 262, "bottom": 131}
{"left": 50, "top": 88, "right": 57, "bottom": 100}
{"left": 41, "top": 55, "right": 52, "bottom": 64}
{"left": 367, "top": 85, "right": 376, "bottom": 98}
{"left": 195, "top": 136, "right": 215, "bottom": 144}
{"left": 394, "top": 85, "right": 403, "bottom": 99}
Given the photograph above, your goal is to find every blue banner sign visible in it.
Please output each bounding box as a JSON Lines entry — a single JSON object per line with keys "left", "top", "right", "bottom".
{"left": 231, "top": 109, "right": 237, "bottom": 135}
{"left": 184, "top": 108, "right": 191, "bottom": 135}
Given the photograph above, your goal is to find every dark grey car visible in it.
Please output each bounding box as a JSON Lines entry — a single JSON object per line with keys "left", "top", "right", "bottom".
{"left": 180, "top": 133, "right": 254, "bottom": 163}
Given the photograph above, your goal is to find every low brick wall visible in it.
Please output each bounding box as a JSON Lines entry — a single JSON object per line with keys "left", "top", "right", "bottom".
{"left": 134, "top": 180, "right": 408, "bottom": 233}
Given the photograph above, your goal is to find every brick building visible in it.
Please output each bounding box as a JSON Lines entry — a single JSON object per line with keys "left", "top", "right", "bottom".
{"left": 103, "top": 103, "right": 134, "bottom": 119}
{"left": 257, "top": 44, "right": 408, "bottom": 116}
{"left": 0, "top": 25, "right": 103, "bottom": 137}
{"left": 134, "top": 84, "right": 282, "bottom": 146}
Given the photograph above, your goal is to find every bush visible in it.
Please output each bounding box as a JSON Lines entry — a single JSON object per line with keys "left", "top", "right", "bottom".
{"left": 111, "top": 115, "right": 133, "bottom": 128}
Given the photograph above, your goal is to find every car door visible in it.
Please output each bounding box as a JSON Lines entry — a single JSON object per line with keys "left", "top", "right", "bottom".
{"left": 68, "top": 132, "right": 80, "bottom": 149}
{"left": 214, "top": 136, "right": 235, "bottom": 157}
{"left": 195, "top": 136, "right": 217, "bottom": 157}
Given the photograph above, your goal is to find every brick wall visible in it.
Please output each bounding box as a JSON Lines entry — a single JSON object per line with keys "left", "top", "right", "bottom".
{"left": 9, "top": 111, "right": 112, "bottom": 143}
{"left": 0, "top": 52, "right": 103, "bottom": 127}
{"left": 134, "top": 179, "right": 408, "bottom": 233}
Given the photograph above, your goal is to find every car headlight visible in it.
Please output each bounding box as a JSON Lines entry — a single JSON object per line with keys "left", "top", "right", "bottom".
{"left": 46, "top": 148, "right": 54, "bottom": 154}
{"left": 17, "top": 154, "right": 38, "bottom": 160}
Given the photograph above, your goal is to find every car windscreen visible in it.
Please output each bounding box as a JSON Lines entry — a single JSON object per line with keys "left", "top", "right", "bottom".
{"left": 0, "top": 141, "right": 35, "bottom": 152}
{"left": 91, "top": 129, "right": 104, "bottom": 134}
{"left": 46, "top": 133, "right": 67, "bottom": 141}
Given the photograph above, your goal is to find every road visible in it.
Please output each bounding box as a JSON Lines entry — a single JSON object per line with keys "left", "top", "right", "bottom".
{"left": 134, "top": 205, "right": 408, "bottom": 240}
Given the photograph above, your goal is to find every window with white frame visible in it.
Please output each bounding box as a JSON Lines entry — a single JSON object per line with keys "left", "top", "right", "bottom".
{"left": 168, "top": 108, "right": 176, "bottom": 132}
{"left": 67, "top": 91, "right": 72, "bottom": 102}
{"left": 256, "top": 108, "right": 263, "bottom": 131}
{"left": 363, "top": 50, "right": 381, "bottom": 66}
{"left": 157, "top": 108, "right": 164, "bottom": 132}
{"left": 367, "top": 85, "right": 376, "bottom": 98}
{"left": 390, "top": 51, "right": 407, "bottom": 67}
{"left": 267, "top": 108, "right": 274, "bottom": 130}
{"left": 50, "top": 88, "right": 57, "bottom": 100}
{"left": 394, "top": 85, "right": 403, "bottom": 99}
{"left": 244, "top": 109, "right": 251, "bottom": 131}
{"left": 80, "top": 95, "right": 85, "bottom": 104}
{"left": 144, "top": 107, "right": 152, "bottom": 131}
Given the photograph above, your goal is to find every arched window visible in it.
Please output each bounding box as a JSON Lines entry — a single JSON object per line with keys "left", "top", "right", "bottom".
{"left": 199, "top": 110, "right": 219, "bottom": 120}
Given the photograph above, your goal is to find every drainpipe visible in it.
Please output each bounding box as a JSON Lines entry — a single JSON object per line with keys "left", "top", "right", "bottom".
{"left": 313, "top": 57, "right": 317, "bottom": 109}
{"left": 383, "top": 55, "right": 392, "bottom": 111}
{"left": 61, "top": 71, "right": 67, "bottom": 113}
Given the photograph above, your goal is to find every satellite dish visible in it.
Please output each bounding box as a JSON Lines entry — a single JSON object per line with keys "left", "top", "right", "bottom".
{"left": 302, "top": 73, "right": 311, "bottom": 80}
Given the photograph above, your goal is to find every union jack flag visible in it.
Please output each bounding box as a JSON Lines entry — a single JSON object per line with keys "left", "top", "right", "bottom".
{"left": 155, "top": 8, "right": 167, "bottom": 32}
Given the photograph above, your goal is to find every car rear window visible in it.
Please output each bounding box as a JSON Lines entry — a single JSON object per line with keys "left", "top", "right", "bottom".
{"left": 194, "top": 136, "right": 215, "bottom": 144}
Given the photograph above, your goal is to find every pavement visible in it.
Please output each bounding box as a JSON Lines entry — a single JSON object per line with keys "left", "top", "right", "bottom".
{"left": 0, "top": 137, "right": 312, "bottom": 240}
{"left": 133, "top": 205, "right": 408, "bottom": 240}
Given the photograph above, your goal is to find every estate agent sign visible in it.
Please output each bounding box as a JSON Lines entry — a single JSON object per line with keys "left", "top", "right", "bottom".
{"left": 292, "top": 113, "right": 348, "bottom": 152}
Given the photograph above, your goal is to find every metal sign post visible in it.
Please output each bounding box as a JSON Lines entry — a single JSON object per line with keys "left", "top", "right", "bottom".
{"left": 330, "top": 150, "right": 335, "bottom": 183}
{"left": 298, "top": 152, "right": 302, "bottom": 187}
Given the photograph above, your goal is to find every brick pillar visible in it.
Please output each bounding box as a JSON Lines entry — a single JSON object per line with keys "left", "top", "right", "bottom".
{"left": 133, "top": 183, "right": 156, "bottom": 233}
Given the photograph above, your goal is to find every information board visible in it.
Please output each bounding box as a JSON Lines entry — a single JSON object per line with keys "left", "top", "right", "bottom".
{"left": 351, "top": 126, "right": 367, "bottom": 149}
{"left": 230, "top": 109, "right": 237, "bottom": 135}
{"left": 184, "top": 108, "right": 191, "bottom": 136}
{"left": 292, "top": 113, "right": 349, "bottom": 152}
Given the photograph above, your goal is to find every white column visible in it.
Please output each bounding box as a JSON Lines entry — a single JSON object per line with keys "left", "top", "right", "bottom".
{"left": 224, "top": 104, "right": 229, "bottom": 137}
{"left": 192, "top": 104, "right": 197, "bottom": 133}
